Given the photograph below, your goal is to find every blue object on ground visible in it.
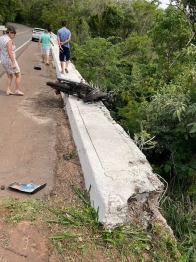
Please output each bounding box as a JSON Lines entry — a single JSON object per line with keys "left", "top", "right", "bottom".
{"left": 8, "top": 182, "right": 46, "bottom": 194}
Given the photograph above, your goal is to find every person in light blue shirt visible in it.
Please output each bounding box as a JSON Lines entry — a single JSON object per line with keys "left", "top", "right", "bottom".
{"left": 38, "top": 29, "right": 54, "bottom": 65}
{"left": 57, "top": 21, "right": 71, "bottom": 74}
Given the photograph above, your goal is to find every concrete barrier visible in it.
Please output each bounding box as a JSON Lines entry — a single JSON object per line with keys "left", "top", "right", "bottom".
{"left": 0, "top": 25, "right": 7, "bottom": 35}
{"left": 49, "top": 33, "right": 167, "bottom": 230}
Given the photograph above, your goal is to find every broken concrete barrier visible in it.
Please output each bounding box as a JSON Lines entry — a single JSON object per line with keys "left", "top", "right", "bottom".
{"left": 50, "top": 33, "right": 167, "bottom": 230}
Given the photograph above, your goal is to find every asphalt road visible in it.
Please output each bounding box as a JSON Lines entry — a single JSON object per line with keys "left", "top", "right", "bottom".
{"left": 0, "top": 26, "right": 57, "bottom": 199}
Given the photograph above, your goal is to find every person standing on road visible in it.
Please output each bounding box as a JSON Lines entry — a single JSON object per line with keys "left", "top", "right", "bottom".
{"left": 0, "top": 26, "right": 24, "bottom": 96}
{"left": 38, "top": 29, "right": 54, "bottom": 65}
{"left": 57, "top": 21, "right": 71, "bottom": 74}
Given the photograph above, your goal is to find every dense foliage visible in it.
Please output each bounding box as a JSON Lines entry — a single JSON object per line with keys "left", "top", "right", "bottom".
{"left": 1, "top": 0, "right": 196, "bottom": 260}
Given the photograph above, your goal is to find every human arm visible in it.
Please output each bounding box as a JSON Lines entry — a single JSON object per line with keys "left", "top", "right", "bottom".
{"left": 50, "top": 39, "right": 54, "bottom": 46}
{"left": 60, "top": 35, "right": 71, "bottom": 46}
{"left": 57, "top": 35, "right": 61, "bottom": 46}
{"left": 7, "top": 40, "right": 16, "bottom": 69}
{"left": 38, "top": 37, "right": 41, "bottom": 48}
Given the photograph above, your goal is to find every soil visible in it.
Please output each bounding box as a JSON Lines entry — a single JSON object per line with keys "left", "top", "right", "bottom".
{"left": 0, "top": 36, "right": 125, "bottom": 261}
{"left": 0, "top": 47, "right": 130, "bottom": 261}
{"left": 0, "top": 57, "right": 101, "bottom": 262}
{"left": 0, "top": 93, "right": 85, "bottom": 261}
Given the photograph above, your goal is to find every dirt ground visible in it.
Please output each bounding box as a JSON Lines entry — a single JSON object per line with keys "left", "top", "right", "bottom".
{"left": 0, "top": 55, "right": 90, "bottom": 261}
{"left": 0, "top": 40, "right": 127, "bottom": 262}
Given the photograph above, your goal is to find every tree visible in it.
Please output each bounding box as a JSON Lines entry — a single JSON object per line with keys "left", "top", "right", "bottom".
{"left": 143, "top": 88, "right": 196, "bottom": 188}
{"left": 149, "top": 6, "right": 193, "bottom": 84}
{"left": 0, "top": 0, "right": 22, "bottom": 23}
{"left": 72, "top": 37, "right": 132, "bottom": 91}
{"left": 182, "top": 0, "right": 196, "bottom": 23}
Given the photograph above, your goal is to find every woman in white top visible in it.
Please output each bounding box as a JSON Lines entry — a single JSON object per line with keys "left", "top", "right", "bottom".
{"left": 0, "top": 26, "right": 24, "bottom": 96}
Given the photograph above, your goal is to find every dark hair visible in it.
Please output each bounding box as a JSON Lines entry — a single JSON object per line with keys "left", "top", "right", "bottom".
{"left": 62, "top": 21, "right": 67, "bottom": 27}
{"left": 6, "top": 26, "right": 16, "bottom": 34}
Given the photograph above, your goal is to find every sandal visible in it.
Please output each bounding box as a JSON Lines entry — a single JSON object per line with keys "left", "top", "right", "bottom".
{"left": 6, "top": 91, "right": 14, "bottom": 96}
{"left": 15, "top": 91, "right": 24, "bottom": 96}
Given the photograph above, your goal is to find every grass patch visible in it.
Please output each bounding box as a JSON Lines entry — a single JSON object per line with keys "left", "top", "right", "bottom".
{"left": 0, "top": 188, "right": 193, "bottom": 261}
{"left": 161, "top": 194, "right": 196, "bottom": 262}
{"left": 0, "top": 197, "right": 45, "bottom": 224}
{"left": 63, "top": 150, "right": 77, "bottom": 160}
{"left": 47, "top": 184, "right": 184, "bottom": 262}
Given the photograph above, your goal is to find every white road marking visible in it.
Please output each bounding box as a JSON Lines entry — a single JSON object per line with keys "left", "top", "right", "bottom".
{"left": 15, "top": 39, "right": 31, "bottom": 52}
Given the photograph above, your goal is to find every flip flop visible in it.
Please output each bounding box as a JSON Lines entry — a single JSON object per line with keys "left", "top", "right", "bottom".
{"left": 6, "top": 92, "right": 14, "bottom": 96}
{"left": 15, "top": 92, "right": 24, "bottom": 96}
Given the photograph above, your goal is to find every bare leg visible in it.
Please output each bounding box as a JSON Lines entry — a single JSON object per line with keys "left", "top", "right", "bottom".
{"left": 60, "top": 61, "right": 65, "bottom": 73}
{"left": 42, "top": 54, "right": 45, "bottom": 62}
{"left": 65, "top": 60, "right": 69, "bottom": 73}
{"left": 6, "top": 73, "right": 14, "bottom": 95}
{"left": 14, "top": 72, "right": 24, "bottom": 95}
{"left": 46, "top": 55, "right": 49, "bottom": 64}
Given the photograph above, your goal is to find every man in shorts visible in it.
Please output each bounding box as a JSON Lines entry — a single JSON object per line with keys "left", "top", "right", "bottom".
{"left": 57, "top": 21, "right": 71, "bottom": 73}
{"left": 38, "top": 29, "right": 54, "bottom": 65}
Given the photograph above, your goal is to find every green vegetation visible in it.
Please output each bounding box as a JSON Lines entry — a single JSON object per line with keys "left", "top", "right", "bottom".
{"left": 1, "top": 0, "right": 196, "bottom": 260}
{"left": 63, "top": 150, "right": 77, "bottom": 160}
{"left": 161, "top": 194, "right": 196, "bottom": 262}
{"left": 48, "top": 185, "right": 184, "bottom": 261}
{"left": 0, "top": 187, "right": 186, "bottom": 261}
{"left": 0, "top": 197, "right": 42, "bottom": 223}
